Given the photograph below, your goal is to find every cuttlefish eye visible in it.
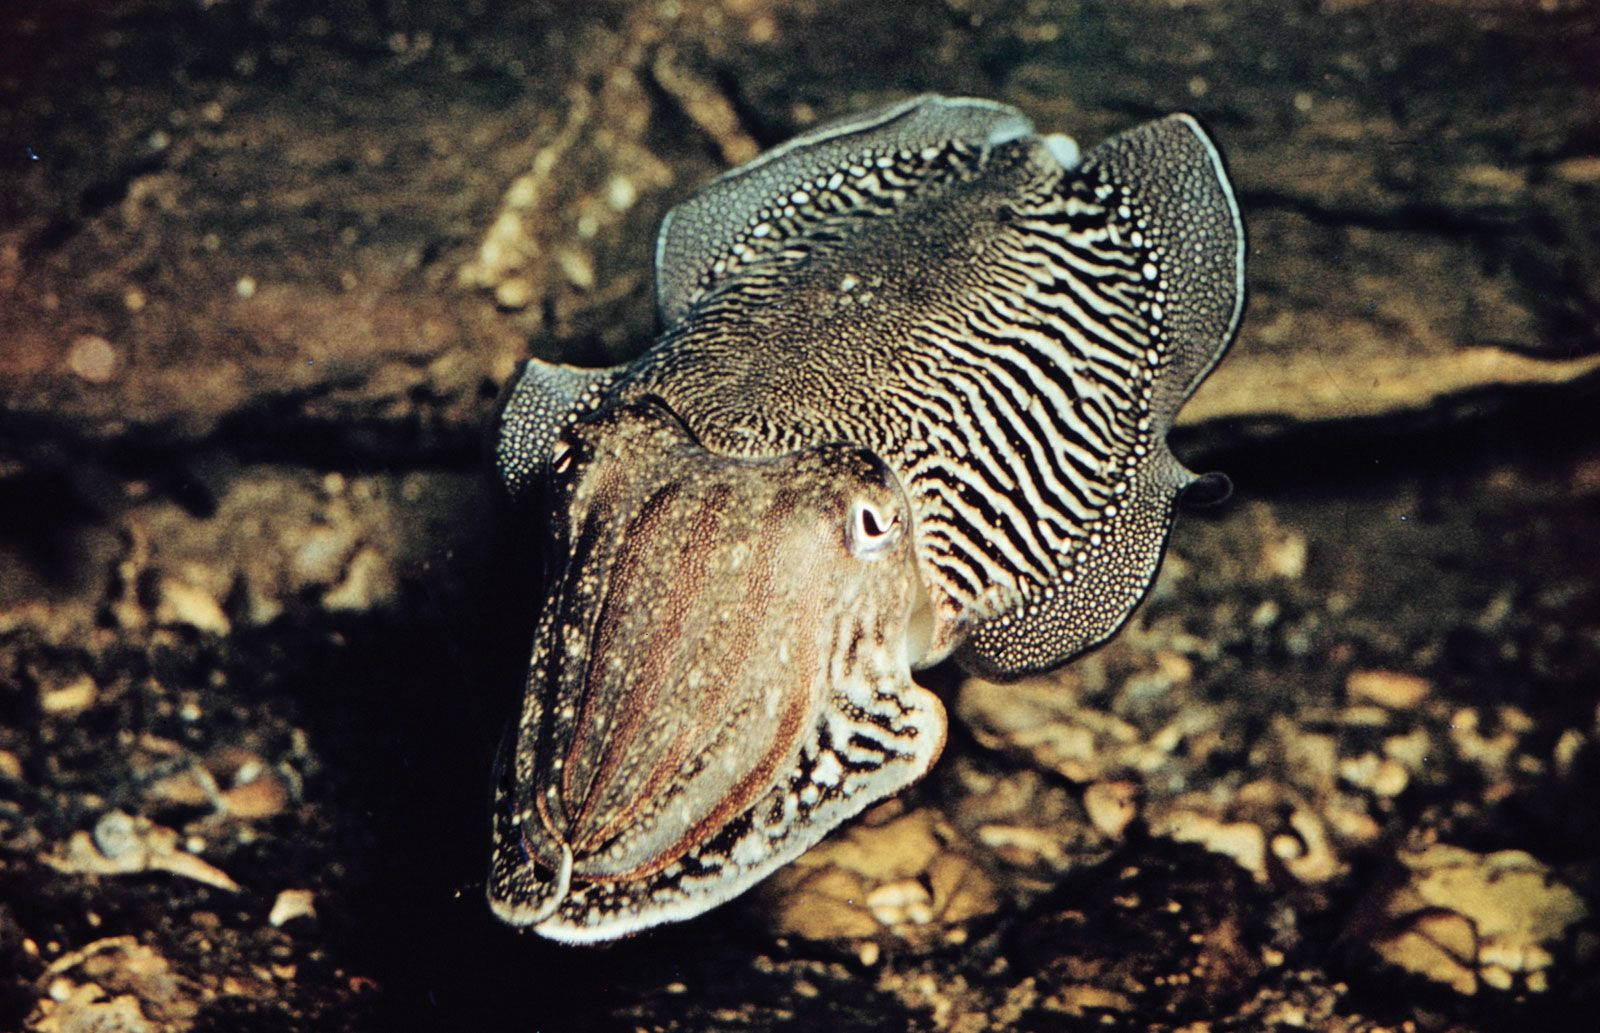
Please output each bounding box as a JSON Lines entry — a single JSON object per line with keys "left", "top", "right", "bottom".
{"left": 550, "top": 441, "right": 574, "bottom": 476}
{"left": 847, "top": 497, "right": 903, "bottom": 558}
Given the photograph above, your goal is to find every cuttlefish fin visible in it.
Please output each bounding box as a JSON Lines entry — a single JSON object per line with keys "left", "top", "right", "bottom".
{"left": 493, "top": 357, "right": 622, "bottom": 504}
{"left": 654, "top": 94, "right": 1036, "bottom": 327}
{"left": 959, "top": 115, "right": 1245, "bottom": 679}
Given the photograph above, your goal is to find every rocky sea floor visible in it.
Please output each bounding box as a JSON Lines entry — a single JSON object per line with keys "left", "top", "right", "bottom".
{"left": 3, "top": 1, "right": 1598, "bottom": 1030}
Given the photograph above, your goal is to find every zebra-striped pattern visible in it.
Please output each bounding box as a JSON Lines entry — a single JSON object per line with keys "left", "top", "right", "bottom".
{"left": 890, "top": 168, "right": 1158, "bottom": 620}
{"left": 623, "top": 113, "right": 1226, "bottom": 666}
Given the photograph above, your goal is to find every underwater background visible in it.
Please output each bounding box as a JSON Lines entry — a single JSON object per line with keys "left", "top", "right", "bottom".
{"left": 1, "top": 1, "right": 1597, "bottom": 1029}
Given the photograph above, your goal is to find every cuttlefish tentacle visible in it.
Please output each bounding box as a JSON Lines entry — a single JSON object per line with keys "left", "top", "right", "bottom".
{"left": 488, "top": 94, "right": 1245, "bottom": 939}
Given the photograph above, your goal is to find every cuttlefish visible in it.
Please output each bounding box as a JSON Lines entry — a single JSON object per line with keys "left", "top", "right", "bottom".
{"left": 487, "top": 95, "right": 1245, "bottom": 942}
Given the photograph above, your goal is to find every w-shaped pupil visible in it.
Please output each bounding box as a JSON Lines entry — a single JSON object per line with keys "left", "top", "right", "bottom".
{"left": 855, "top": 502, "right": 897, "bottom": 543}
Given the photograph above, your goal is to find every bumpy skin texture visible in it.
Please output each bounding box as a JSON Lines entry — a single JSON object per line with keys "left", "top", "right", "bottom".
{"left": 489, "top": 95, "right": 1245, "bottom": 941}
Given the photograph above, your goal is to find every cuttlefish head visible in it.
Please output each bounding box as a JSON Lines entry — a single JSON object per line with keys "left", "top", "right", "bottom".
{"left": 488, "top": 399, "right": 945, "bottom": 942}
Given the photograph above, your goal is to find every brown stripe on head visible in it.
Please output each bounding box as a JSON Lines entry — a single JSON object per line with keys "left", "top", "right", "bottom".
{"left": 564, "top": 480, "right": 733, "bottom": 854}
{"left": 557, "top": 480, "right": 817, "bottom": 876}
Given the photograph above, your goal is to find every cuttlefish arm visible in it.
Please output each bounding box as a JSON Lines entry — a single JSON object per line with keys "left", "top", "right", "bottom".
{"left": 488, "top": 401, "right": 943, "bottom": 942}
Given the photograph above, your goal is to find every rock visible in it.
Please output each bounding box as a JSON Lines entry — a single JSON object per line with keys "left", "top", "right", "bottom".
{"left": 864, "top": 880, "right": 935, "bottom": 927}
{"left": 1038, "top": 984, "right": 1134, "bottom": 1018}
{"left": 1259, "top": 527, "right": 1308, "bottom": 581}
{"left": 219, "top": 767, "right": 289, "bottom": 821}
{"left": 321, "top": 546, "right": 397, "bottom": 613}
{"left": 105, "top": 466, "right": 479, "bottom": 635}
{"left": 4, "top": 2, "right": 1599, "bottom": 467}
{"left": 65, "top": 335, "right": 117, "bottom": 384}
{"left": 145, "top": 771, "right": 214, "bottom": 811}
{"left": 1279, "top": 724, "right": 1340, "bottom": 791}
{"left": 757, "top": 809, "right": 999, "bottom": 948}
{"left": 1361, "top": 845, "right": 1590, "bottom": 995}
{"left": 1082, "top": 781, "right": 1138, "bottom": 840}
{"left": 1346, "top": 670, "right": 1431, "bottom": 710}
{"left": 289, "top": 526, "right": 358, "bottom": 590}
{"left": 1553, "top": 728, "right": 1587, "bottom": 779}
{"left": 957, "top": 675, "right": 1144, "bottom": 783}
{"left": 145, "top": 748, "right": 291, "bottom": 822}
{"left": 1448, "top": 706, "right": 1528, "bottom": 778}
{"left": 1336, "top": 752, "right": 1410, "bottom": 798}
{"left": 1145, "top": 810, "right": 1268, "bottom": 882}
{"left": 1182, "top": 332, "right": 1600, "bottom": 433}
{"left": 31, "top": 985, "right": 155, "bottom": 1033}
{"left": 153, "top": 579, "right": 230, "bottom": 637}
{"left": 43, "top": 813, "right": 242, "bottom": 894}
{"left": 945, "top": 763, "right": 1112, "bottom": 889}
{"left": 455, "top": 9, "right": 676, "bottom": 346}
{"left": 267, "top": 890, "right": 317, "bottom": 928}
{"left": 38, "top": 675, "right": 97, "bottom": 717}
{"left": 1269, "top": 808, "right": 1341, "bottom": 886}
{"left": 1381, "top": 727, "right": 1434, "bottom": 776}
{"left": 26, "top": 937, "right": 198, "bottom": 1033}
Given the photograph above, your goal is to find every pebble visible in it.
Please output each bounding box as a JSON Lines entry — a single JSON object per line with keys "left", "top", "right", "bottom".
{"left": 1083, "top": 780, "right": 1138, "bottom": 838}
{"left": 494, "top": 277, "right": 534, "bottom": 310}
{"left": 1449, "top": 707, "right": 1521, "bottom": 774}
{"left": 322, "top": 547, "right": 395, "bottom": 612}
{"left": 1381, "top": 727, "right": 1432, "bottom": 773}
{"left": 66, "top": 335, "right": 117, "bottom": 383}
{"left": 1337, "top": 752, "right": 1410, "bottom": 797}
{"left": 155, "top": 577, "right": 231, "bottom": 635}
{"left": 242, "top": 576, "right": 286, "bottom": 626}
{"left": 93, "top": 811, "right": 143, "bottom": 859}
{"left": 39, "top": 674, "right": 98, "bottom": 716}
{"left": 1261, "top": 529, "right": 1308, "bottom": 579}
{"left": 44, "top": 812, "right": 242, "bottom": 893}
{"left": 1366, "top": 844, "right": 1587, "bottom": 994}
{"left": 1553, "top": 728, "right": 1585, "bottom": 778}
{"left": 291, "top": 527, "right": 357, "bottom": 588}
{"left": 1346, "top": 670, "right": 1431, "bottom": 709}
{"left": 222, "top": 766, "right": 289, "bottom": 819}
{"left": 1148, "top": 810, "right": 1266, "bottom": 880}
{"left": 1277, "top": 809, "right": 1340, "bottom": 884}
{"left": 1552, "top": 155, "right": 1600, "bottom": 185}
{"left": 976, "top": 823, "right": 1077, "bottom": 871}
{"left": 555, "top": 246, "right": 596, "bottom": 290}
{"left": 605, "top": 175, "right": 638, "bottom": 211}
{"left": 760, "top": 810, "right": 999, "bottom": 945}
{"left": 268, "top": 889, "right": 317, "bottom": 927}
